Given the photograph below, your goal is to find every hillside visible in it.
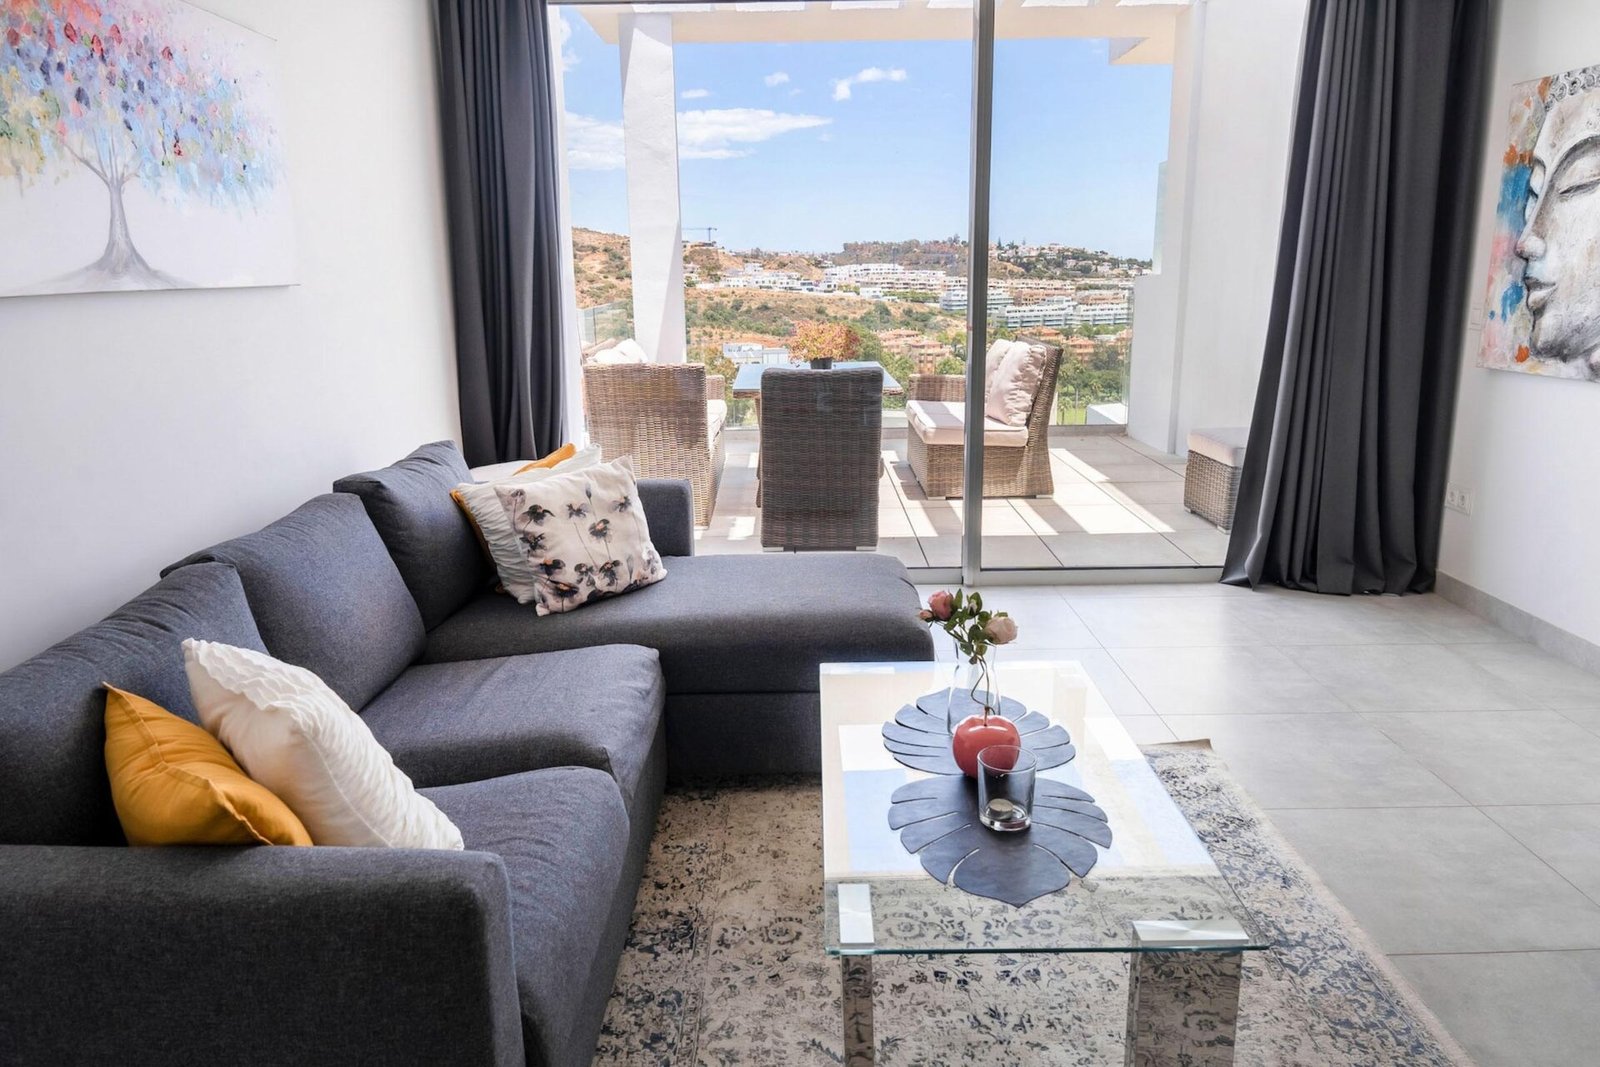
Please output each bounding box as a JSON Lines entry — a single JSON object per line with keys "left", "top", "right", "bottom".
{"left": 572, "top": 228, "right": 632, "bottom": 306}
{"left": 574, "top": 228, "right": 1146, "bottom": 304}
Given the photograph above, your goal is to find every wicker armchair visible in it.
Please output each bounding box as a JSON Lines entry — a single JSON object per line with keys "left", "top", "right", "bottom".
{"left": 906, "top": 339, "right": 1061, "bottom": 498}
{"left": 758, "top": 366, "right": 883, "bottom": 550}
{"left": 582, "top": 362, "right": 726, "bottom": 525}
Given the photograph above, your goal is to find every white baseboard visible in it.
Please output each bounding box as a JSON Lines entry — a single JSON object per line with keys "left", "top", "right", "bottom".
{"left": 1436, "top": 571, "right": 1600, "bottom": 676}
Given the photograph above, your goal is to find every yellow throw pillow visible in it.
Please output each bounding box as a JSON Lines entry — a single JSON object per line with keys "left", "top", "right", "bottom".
{"left": 515, "top": 442, "right": 577, "bottom": 475}
{"left": 103, "top": 686, "right": 311, "bottom": 847}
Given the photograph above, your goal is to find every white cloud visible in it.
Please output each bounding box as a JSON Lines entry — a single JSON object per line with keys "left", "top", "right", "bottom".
{"left": 678, "top": 108, "right": 831, "bottom": 159}
{"left": 552, "top": 11, "right": 579, "bottom": 73}
{"left": 564, "top": 108, "right": 831, "bottom": 171}
{"left": 680, "top": 88, "right": 711, "bottom": 100}
{"left": 564, "top": 112, "right": 625, "bottom": 171}
{"left": 763, "top": 71, "right": 791, "bottom": 87}
{"left": 832, "top": 66, "right": 908, "bottom": 102}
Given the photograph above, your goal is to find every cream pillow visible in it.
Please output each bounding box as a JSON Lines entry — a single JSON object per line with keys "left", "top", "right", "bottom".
{"left": 984, "top": 340, "right": 1048, "bottom": 427}
{"left": 981, "top": 338, "right": 1025, "bottom": 416}
{"left": 486, "top": 456, "right": 666, "bottom": 613}
{"left": 983, "top": 337, "right": 1014, "bottom": 383}
{"left": 586, "top": 338, "right": 649, "bottom": 365}
{"left": 183, "top": 640, "right": 463, "bottom": 850}
{"left": 454, "top": 445, "right": 602, "bottom": 587}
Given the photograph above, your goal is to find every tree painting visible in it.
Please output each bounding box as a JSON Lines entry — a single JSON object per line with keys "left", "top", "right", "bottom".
{"left": 0, "top": 0, "right": 289, "bottom": 295}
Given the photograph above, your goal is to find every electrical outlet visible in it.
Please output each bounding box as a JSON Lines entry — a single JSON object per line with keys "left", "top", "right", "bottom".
{"left": 1445, "top": 484, "right": 1474, "bottom": 516}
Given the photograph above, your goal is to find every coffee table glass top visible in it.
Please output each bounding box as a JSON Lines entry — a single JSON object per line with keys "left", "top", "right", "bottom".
{"left": 820, "top": 661, "right": 1268, "bottom": 957}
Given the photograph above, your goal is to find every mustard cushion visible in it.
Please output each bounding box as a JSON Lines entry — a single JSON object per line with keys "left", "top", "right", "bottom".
{"left": 103, "top": 686, "right": 311, "bottom": 846}
{"left": 515, "top": 442, "right": 577, "bottom": 475}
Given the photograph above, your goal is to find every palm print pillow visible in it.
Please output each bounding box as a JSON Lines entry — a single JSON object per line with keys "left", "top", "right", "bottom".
{"left": 490, "top": 456, "right": 666, "bottom": 614}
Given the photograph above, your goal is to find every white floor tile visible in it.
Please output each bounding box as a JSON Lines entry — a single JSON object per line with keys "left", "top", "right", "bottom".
{"left": 1160, "top": 713, "right": 1466, "bottom": 809}
{"left": 1267, "top": 806, "right": 1600, "bottom": 954}
{"left": 1392, "top": 950, "right": 1600, "bottom": 1067}
{"left": 1282, "top": 644, "right": 1527, "bottom": 711}
{"left": 1363, "top": 710, "right": 1600, "bottom": 805}
{"left": 1108, "top": 646, "right": 1348, "bottom": 716}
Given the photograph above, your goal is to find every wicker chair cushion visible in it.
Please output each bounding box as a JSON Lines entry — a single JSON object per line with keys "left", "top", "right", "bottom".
{"left": 707, "top": 399, "right": 727, "bottom": 440}
{"left": 586, "top": 339, "right": 649, "bottom": 365}
{"left": 982, "top": 338, "right": 1016, "bottom": 382}
{"left": 906, "top": 400, "right": 1029, "bottom": 447}
{"left": 1187, "top": 427, "right": 1249, "bottom": 467}
{"left": 984, "top": 340, "right": 1048, "bottom": 427}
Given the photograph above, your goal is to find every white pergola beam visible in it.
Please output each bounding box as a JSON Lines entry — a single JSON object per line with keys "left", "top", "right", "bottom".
{"left": 619, "top": 12, "right": 689, "bottom": 363}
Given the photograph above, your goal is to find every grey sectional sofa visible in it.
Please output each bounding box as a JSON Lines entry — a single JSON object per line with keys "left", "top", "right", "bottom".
{"left": 0, "top": 441, "right": 932, "bottom": 1067}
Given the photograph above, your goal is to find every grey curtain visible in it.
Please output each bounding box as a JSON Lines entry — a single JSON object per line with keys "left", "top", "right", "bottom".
{"left": 1223, "top": 0, "right": 1492, "bottom": 594}
{"left": 434, "top": 0, "right": 567, "bottom": 465}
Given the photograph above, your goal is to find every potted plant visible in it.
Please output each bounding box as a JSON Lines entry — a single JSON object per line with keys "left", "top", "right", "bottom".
{"left": 919, "top": 590, "right": 1020, "bottom": 776}
{"left": 790, "top": 321, "right": 861, "bottom": 370}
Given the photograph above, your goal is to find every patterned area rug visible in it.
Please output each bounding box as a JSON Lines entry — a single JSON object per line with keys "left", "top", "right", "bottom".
{"left": 596, "top": 743, "right": 1475, "bottom": 1065}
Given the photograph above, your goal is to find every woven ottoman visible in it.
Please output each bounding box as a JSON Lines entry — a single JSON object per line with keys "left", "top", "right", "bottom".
{"left": 1184, "top": 427, "right": 1248, "bottom": 531}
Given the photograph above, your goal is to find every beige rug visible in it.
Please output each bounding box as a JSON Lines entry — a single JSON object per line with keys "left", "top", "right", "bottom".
{"left": 595, "top": 743, "right": 1475, "bottom": 1065}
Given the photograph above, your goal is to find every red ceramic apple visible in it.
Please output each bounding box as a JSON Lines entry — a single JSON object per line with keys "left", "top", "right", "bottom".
{"left": 951, "top": 713, "right": 1021, "bottom": 777}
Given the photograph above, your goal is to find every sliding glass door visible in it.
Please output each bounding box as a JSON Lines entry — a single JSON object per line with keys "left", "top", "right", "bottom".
{"left": 550, "top": 0, "right": 1201, "bottom": 581}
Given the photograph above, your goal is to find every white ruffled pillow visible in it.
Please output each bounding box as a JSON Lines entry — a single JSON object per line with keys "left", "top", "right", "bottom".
{"left": 183, "top": 639, "right": 463, "bottom": 850}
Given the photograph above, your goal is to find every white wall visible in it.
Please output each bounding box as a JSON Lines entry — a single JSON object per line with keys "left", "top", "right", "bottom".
{"left": 1127, "top": 0, "right": 1307, "bottom": 454}
{"left": 0, "top": 0, "right": 459, "bottom": 670}
{"left": 1440, "top": 0, "right": 1600, "bottom": 648}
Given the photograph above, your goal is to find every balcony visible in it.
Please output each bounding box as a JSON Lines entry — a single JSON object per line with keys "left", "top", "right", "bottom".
{"left": 695, "top": 425, "right": 1229, "bottom": 567}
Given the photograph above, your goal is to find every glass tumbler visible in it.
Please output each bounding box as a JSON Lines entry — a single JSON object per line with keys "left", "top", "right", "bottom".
{"left": 977, "top": 745, "right": 1036, "bottom": 832}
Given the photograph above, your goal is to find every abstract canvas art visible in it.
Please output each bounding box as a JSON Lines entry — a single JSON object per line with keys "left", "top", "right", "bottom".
{"left": 0, "top": 0, "right": 293, "bottom": 297}
{"left": 1479, "top": 64, "right": 1600, "bottom": 381}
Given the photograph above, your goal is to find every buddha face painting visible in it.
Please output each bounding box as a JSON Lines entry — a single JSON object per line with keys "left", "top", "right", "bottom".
{"left": 1479, "top": 64, "right": 1600, "bottom": 382}
{"left": 1517, "top": 87, "right": 1600, "bottom": 377}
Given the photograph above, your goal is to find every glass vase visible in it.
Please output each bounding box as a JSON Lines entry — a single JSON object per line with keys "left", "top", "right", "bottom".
{"left": 946, "top": 651, "right": 1001, "bottom": 733}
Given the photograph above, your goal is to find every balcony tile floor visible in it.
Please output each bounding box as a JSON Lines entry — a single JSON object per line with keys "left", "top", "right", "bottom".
{"left": 906, "top": 580, "right": 1600, "bottom": 1067}
{"left": 695, "top": 430, "right": 1230, "bottom": 567}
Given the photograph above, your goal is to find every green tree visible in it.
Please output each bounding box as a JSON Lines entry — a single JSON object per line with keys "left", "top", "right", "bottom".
{"left": 697, "top": 345, "right": 753, "bottom": 427}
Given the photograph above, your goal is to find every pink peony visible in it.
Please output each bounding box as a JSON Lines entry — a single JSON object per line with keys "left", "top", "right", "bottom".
{"left": 927, "top": 590, "right": 955, "bottom": 621}
{"left": 984, "top": 615, "right": 1018, "bottom": 644}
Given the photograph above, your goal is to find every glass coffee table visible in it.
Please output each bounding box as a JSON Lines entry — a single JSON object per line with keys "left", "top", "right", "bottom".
{"left": 820, "top": 661, "right": 1269, "bottom": 1067}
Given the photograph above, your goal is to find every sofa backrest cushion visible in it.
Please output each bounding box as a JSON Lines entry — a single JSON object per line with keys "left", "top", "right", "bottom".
{"left": 0, "top": 563, "right": 266, "bottom": 845}
{"left": 164, "top": 494, "right": 425, "bottom": 710}
{"left": 332, "top": 441, "right": 489, "bottom": 630}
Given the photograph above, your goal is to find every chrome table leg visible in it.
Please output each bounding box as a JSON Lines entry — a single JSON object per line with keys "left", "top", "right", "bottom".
{"left": 841, "top": 954, "right": 875, "bottom": 1065}
{"left": 1124, "top": 950, "right": 1243, "bottom": 1067}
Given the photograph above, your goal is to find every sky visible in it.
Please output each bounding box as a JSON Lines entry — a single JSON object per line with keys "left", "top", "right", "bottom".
{"left": 555, "top": 9, "right": 1173, "bottom": 260}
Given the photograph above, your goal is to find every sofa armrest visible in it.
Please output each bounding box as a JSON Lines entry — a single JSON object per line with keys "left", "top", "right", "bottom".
{"left": 908, "top": 373, "right": 966, "bottom": 403}
{"left": 0, "top": 845, "right": 523, "bottom": 1066}
{"left": 705, "top": 373, "right": 726, "bottom": 400}
{"left": 638, "top": 478, "right": 695, "bottom": 557}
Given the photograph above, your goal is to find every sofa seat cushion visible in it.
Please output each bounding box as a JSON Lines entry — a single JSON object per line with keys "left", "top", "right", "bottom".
{"left": 907, "top": 399, "right": 1030, "bottom": 447}
{"left": 165, "top": 494, "right": 426, "bottom": 711}
{"left": 422, "top": 554, "right": 932, "bottom": 695}
{"left": 0, "top": 563, "right": 267, "bottom": 846}
{"left": 421, "top": 767, "right": 630, "bottom": 1067}
{"left": 333, "top": 441, "right": 491, "bottom": 631}
{"left": 361, "top": 646, "right": 664, "bottom": 815}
